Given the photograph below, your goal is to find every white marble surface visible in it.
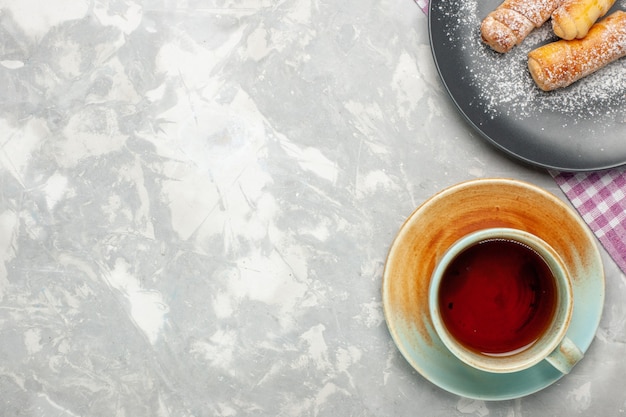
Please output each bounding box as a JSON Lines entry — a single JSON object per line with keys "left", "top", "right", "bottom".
{"left": 1, "top": 0, "right": 625, "bottom": 415}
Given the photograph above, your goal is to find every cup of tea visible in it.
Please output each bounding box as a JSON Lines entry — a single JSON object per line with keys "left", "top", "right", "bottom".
{"left": 429, "top": 227, "right": 583, "bottom": 374}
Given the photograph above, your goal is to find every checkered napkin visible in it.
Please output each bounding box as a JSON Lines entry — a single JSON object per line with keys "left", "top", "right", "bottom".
{"left": 552, "top": 170, "right": 626, "bottom": 274}
{"left": 414, "top": 0, "right": 626, "bottom": 275}
{"left": 414, "top": 0, "right": 429, "bottom": 14}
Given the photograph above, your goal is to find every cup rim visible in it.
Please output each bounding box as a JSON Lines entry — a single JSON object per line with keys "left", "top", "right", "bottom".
{"left": 428, "top": 227, "right": 573, "bottom": 374}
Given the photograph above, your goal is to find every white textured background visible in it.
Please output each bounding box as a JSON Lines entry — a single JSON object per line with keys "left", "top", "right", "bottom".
{"left": 0, "top": 0, "right": 625, "bottom": 415}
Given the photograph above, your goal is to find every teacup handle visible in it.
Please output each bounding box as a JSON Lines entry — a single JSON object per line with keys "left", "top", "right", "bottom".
{"left": 545, "top": 336, "right": 583, "bottom": 374}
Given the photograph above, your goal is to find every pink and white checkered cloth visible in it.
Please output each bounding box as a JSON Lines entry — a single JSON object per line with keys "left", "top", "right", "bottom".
{"left": 552, "top": 170, "right": 626, "bottom": 274}
{"left": 414, "top": 0, "right": 626, "bottom": 275}
{"left": 414, "top": 0, "right": 429, "bottom": 14}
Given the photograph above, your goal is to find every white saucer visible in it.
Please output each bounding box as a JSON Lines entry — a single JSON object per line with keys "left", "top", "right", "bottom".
{"left": 382, "top": 178, "right": 605, "bottom": 400}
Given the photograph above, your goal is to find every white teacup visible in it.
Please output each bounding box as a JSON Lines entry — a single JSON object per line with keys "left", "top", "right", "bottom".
{"left": 429, "top": 228, "right": 583, "bottom": 374}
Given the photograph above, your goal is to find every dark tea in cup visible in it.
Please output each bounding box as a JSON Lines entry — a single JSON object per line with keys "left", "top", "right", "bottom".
{"left": 437, "top": 238, "right": 557, "bottom": 356}
{"left": 429, "top": 228, "right": 582, "bottom": 374}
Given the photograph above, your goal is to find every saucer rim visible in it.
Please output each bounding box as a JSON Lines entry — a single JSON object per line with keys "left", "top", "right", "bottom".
{"left": 382, "top": 178, "right": 605, "bottom": 401}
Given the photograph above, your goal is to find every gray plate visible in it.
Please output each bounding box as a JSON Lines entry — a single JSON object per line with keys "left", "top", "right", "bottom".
{"left": 428, "top": 0, "right": 626, "bottom": 171}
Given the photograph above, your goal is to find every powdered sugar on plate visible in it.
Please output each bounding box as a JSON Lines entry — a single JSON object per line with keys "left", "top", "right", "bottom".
{"left": 432, "top": 0, "right": 626, "bottom": 122}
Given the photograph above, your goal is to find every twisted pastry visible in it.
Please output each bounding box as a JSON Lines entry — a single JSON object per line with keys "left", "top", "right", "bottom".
{"left": 481, "top": 0, "right": 563, "bottom": 53}
{"left": 552, "top": 0, "right": 617, "bottom": 39}
{"left": 528, "top": 10, "right": 626, "bottom": 91}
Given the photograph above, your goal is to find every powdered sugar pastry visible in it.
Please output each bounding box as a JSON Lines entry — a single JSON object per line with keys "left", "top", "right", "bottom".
{"left": 433, "top": 0, "right": 626, "bottom": 121}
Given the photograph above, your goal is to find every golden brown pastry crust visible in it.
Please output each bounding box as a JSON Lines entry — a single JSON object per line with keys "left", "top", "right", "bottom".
{"left": 481, "top": 0, "right": 563, "bottom": 53}
{"left": 528, "top": 11, "right": 626, "bottom": 91}
{"left": 552, "top": 0, "right": 617, "bottom": 40}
